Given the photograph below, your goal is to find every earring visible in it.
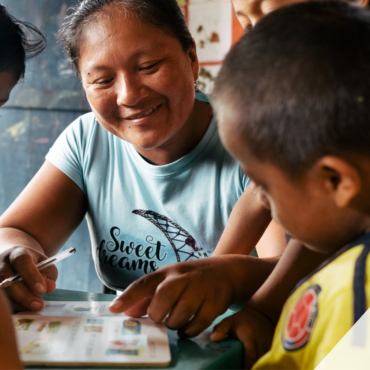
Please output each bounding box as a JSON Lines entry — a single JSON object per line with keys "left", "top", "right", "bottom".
{"left": 194, "top": 80, "right": 199, "bottom": 91}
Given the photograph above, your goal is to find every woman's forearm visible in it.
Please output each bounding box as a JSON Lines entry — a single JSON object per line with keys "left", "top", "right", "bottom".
{"left": 0, "top": 227, "right": 45, "bottom": 256}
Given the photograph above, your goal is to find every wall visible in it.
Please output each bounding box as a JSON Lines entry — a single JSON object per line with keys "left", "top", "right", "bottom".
{"left": 180, "top": 0, "right": 243, "bottom": 92}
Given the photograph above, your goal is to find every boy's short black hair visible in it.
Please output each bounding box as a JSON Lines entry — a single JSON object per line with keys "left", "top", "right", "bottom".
{"left": 213, "top": 2, "right": 370, "bottom": 178}
{"left": 0, "top": 5, "right": 46, "bottom": 80}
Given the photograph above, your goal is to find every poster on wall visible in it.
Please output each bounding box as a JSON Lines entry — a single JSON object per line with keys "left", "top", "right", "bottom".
{"left": 177, "top": 0, "right": 243, "bottom": 93}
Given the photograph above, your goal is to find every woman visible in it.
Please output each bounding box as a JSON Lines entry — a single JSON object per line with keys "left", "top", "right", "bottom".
{"left": 0, "top": 0, "right": 285, "bottom": 313}
{"left": 0, "top": 5, "right": 46, "bottom": 369}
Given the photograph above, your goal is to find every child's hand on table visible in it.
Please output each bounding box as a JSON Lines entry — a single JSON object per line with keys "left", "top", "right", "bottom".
{"left": 211, "top": 305, "right": 275, "bottom": 369}
{"left": 109, "top": 257, "right": 245, "bottom": 337}
{"left": 110, "top": 255, "right": 278, "bottom": 337}
{"left": 0, "top": 247, "right": 58, "bottom": 312}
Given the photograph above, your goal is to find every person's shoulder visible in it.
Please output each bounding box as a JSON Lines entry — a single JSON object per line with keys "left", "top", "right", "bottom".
{"left": 69, "top": 111, "right": 97, "bottom": 131}
{"left": 287, "top": 234, "right": 370, "bottom": 325}
{"left": 63, "top": 111, "right": 107, "bottom": 145}
{"left": 296, "top": 235, "right": 370, "bottom": 296}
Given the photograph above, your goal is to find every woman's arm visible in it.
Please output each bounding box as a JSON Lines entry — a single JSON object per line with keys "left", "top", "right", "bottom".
{"left": 0, "top": 161, "right": 87, "bottom": 311}
{"left": 0, "top": 290, "right": 22, "bottom": 370}
{"left": 213, "top": 183, "right": 286, "bottom": 257}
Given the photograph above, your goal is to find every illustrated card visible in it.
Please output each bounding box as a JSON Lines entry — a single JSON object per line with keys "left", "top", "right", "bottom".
{"left": 13, "top": 303, "right": 171, "bottom": 367}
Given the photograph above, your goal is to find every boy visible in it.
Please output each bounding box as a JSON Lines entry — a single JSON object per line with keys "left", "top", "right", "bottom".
{"left": 231, "top": 0, "right": 367, "bottom": 30}
{"left": 0, "top": 290, "right": 22, "bottom": 369}
{"left": 212, "top": 2, "right": 370, "bottom": 369}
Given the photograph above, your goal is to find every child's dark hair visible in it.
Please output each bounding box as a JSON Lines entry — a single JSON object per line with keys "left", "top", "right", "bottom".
{"left": 59, "top": 0, "right": 193, "bottom": 79}
{"left": 213, "top": 2, "right": 370, "bottom": 178}
{"left": 0, "top": 5, "right": 46, "bottom": 80}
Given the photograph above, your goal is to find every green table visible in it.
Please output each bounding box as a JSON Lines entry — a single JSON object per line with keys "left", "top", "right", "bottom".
{"left": 35, "top": 289, "right": 242, "bottom": 370}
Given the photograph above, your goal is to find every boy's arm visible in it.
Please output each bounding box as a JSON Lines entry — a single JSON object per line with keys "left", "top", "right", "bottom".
{"left": 213, "top": 183, "right": 286, "bottom": 257}
{"left": 210, "top": 240, "right": 329, "bottom": 368}
{"left": 0, "top": 290, "right": 23, "bottom": 370}
{"left": 248, "top": 238, "right": 328, "bottom": 324}
{"left": 110, "top": 255, "right": 279, "bottom": 336}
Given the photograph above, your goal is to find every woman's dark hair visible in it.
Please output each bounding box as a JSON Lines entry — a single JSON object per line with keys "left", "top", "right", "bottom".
{"left": 0, "top": 5, "right": 46, "bottom": 80}
{"left": 59, "top": 0, "right": 193, "bottom": 78}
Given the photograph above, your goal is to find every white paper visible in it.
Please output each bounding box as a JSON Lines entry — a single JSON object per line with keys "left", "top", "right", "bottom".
{"left": 13, "top": 301, "right": 170, "bottom": 366}
{"left": 17, "top": 300, "right": 131, "bottom": 317}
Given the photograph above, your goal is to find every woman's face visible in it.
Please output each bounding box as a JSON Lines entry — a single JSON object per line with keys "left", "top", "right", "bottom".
{"left": 79, "top": 9, "right": 199, "bottom": 154}
{"left": 0, "top": 71, "right": 17, "bottom": 108}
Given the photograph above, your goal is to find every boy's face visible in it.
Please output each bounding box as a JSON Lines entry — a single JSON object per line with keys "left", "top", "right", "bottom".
{"left": 232, "top": 0, "right": 306, "bottom": 29}
{"left": 219, "top": 118, "right": 370, "bottom": 254}
{"left": 231, "top": 0, "right": 367, "bottom": 29}
{"left": 0, "top": 71, "right": 17, "bottom": 108}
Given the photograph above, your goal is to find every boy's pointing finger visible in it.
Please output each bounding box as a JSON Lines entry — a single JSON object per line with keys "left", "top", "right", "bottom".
{"left": 109, "top": 271, "right": 166, "bottom": 313}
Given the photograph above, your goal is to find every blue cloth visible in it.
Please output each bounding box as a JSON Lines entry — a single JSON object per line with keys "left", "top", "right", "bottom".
{"left": 46, "top": 91, "right": 250, "bottom": 290}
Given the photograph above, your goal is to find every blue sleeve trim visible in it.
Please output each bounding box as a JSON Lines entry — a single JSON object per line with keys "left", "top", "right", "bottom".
{"left": 353, "top": 242, "right": 370, "bottom": 324}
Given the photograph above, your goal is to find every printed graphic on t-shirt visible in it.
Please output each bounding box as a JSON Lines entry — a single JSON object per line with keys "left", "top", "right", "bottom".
{"left": 97, "top": 210, "right": 210, "bottom": 281}
{"left": 133, "top": 210, "right": 209, "bottom": 262}
{"left": 282, "top": 284, "right": 321, "bottom": 351}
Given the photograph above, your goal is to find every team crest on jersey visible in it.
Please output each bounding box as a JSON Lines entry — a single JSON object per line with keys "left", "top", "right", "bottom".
{"left": 282, "top": 284, "right": 321, "bottom": 351}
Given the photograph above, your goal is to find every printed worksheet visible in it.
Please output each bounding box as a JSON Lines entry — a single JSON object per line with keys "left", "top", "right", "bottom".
{"left": 13, "top": 302, "right": 170, "bottom": 367}
{"left": 17, "top": 301, "right": 131, "bottom": 317}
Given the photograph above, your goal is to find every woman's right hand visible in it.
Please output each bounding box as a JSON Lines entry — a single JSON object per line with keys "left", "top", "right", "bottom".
{"left": 0, "top": 162, "right": 88, "bottom": 312}
{"left": 0, "top": 246, "right": 58, "bottom": 312}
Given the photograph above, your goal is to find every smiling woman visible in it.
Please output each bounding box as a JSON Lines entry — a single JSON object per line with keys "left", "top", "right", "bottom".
{"left": 59, "top": 0, "right": 207, "bottom": 165}
{"left": 0, "top": 0, "right": 284, "bottom": 316}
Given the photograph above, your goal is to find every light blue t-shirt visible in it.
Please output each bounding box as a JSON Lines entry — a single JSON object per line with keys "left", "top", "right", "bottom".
{"left": 46, "top": 92, "right": 250, "bottom": 290}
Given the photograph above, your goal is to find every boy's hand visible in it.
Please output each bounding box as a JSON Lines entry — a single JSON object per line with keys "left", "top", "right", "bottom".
{"left": 110, "top": 258, "right": 238, "bottom": 337}
{"left": 110, "top": 255, "right": 278, "bottom": 337}
{"left": 0, "top": 246, "right": 58, "bottom": 312}
{"left": 211, "top": 306, "right": 275, "bottom": 369}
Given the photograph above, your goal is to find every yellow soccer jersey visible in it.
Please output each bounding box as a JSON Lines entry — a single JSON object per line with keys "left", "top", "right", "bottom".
{"left": 253, "top": 233, "right": 370, "bottom": 370}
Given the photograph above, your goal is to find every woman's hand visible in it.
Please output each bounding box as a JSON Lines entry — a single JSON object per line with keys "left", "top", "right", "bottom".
{"left": 109, "top": 255, "right": 278, "bottom": 337}
{"left": 211, "top": 305, "right": 275, "bottom": 369}
{"left": 0, "top": 245, "right": 57, "bottom": 312}
{"left": 0, "top": 161, "right": 88, "bottom": 312}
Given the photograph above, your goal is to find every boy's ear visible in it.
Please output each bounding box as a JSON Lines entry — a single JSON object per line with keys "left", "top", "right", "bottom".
{"left": 316, "top": 156, "right": 361, "bottom": 208}
{"left": 349, "top": 0, "right": 369, "bottom": 7}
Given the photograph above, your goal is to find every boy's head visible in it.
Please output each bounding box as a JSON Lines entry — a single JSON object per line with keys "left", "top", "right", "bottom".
{"left": 214, "top": 2, "right": 370, "bottom": 254}
{"left": 231, "top": 0, "right": 368, "bottom": 30}
{"left": 0, "top": 5, "right": 46, "bottom": 107}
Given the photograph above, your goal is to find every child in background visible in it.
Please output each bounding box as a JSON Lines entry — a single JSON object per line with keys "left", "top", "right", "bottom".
{"left": 212, "top": 2, "right": 370, "bottom": 369}
{"left": 231, "top": 0, "right": 367, "bottom": 29}
{"left": 0, "top": 5, "right": 46, "bottom": 369}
